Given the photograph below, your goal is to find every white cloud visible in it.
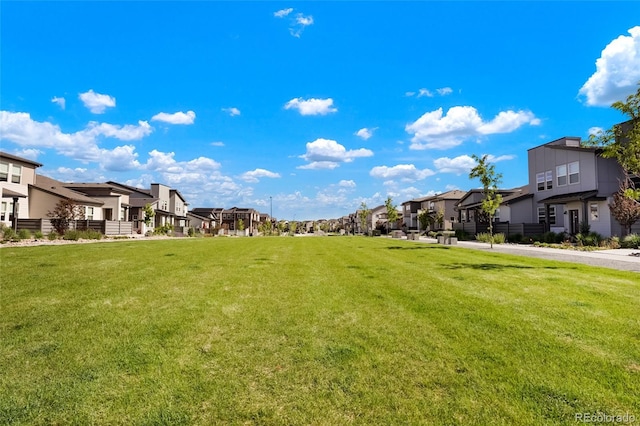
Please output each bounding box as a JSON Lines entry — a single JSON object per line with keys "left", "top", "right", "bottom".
{"left": 83, "top": 120, "right": 153, "bottom": 141}
{"left": 433, "top": 155, "right": 477, "bottom": 174}
{"left": 290, "top": 13, "right": 313, "bottom": 37}
{"left": 11, "top": 148, "right": 43, "bottom": 160}
{"left": 417, "top": 88, "right": 433, "bottom": 98}
{"left": 0, "top": 111, "right": 152, "bottom": 168}
{"left": 355, "top": 127, "right": 377, "bottom": 140}
{"left": 588, "top": 126, "right": 604, "bottom": 136}
{"left": 285, "top": 97, "right": 337, "bottom": 116}
{"left": 405, "top": 91, "right": 416, "bottom": 97}
{"left": 274, "top": 8, "right": 293, "bottom": 17}
{"left": 100, "top": 145, "right": 141, "bottom": 171}
{"left": 51, "top": 96, "right": 66, "bottom": 110}
{"left": 79, "top": 89, "right": 116, "bottom": 114}
{"left": 370, "top": 164, "right": 435, "bottom": 182}
{"left": 222, "top": 107, "right": 241, "bottom": 117}
{"left": 434, "top": 154, "right": 514, "bottom": 175}
{"left": 299, "top": 138, "right": 373, "bottom": 169}
{"left": 241, "top": 168, "right": 281, "bottom": 183}
{"left": 151, "top": 110, "right": 196, "bottom": 125}
{"left": 579, "top": 26, "right": 640, "bottom": 106}
{"left": 406, "top": 106, "right": 539, "bottom": 150}
{"left": 339, "top": 180, "right": 356, "bottom": 188}
{"left": 211, "top": 141, "right": 225, "bottom": 147}
{"left": 437, "top": 87, "right": 453, "bottom": 96}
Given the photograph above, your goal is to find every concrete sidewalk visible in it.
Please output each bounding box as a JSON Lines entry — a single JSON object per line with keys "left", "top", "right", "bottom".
{"left": 415, "top": 237, "right": 640, "bottom": 273}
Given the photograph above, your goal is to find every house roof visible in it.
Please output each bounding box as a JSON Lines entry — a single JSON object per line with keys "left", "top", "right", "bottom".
{"left": 0, "top": 151, "right": 43, "bottom": 168}
{"left": 190, "top": 208, "right": 223, "bottom": 218}
{"left": 1, "top": 187, "right": 27, "bottom": 198}
{"left": 186, "top": 211, "right": 210, "bottom": 221}
{"left": 63, "top": 182, "right": 132, "bottom": 196}
{"left": 127, "top": 197, "right": 159, "bottom": 208}
{"left": 105, "top": 181, "right": 153, "bottom": 197}
{"left": 537, "top": 190, "right": 605, "bottom": 204}
{"left": 456, "top": 187, "right": 524, "bottom": 209}
{"left": 32, "top": 175, "right": 104, "bottom": 206}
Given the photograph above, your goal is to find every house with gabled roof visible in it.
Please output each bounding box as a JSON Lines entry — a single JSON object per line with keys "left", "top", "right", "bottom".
{"left": 0, "top": 151, "right": 43, "bottom": 228}
{"left": 528, "top": 135, "right": 626, "bottom": 236}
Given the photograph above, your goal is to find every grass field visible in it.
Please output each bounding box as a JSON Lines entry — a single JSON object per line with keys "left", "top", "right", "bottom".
{"left": 1, "top": 237, "right": 638, "bottom": 425}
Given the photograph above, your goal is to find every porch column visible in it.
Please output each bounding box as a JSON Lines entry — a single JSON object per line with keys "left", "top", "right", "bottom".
{"left": 11, "top": 196, "right": 19, "bottom": 231}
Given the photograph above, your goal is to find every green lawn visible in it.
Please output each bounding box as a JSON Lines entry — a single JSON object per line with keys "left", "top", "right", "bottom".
{"left": 1, "top": 237, "right": 638, "bottom": 425}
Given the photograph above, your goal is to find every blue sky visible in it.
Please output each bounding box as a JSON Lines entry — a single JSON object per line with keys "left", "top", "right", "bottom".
{"left": 1, "top": 2, "right": 639, "bottom": 220}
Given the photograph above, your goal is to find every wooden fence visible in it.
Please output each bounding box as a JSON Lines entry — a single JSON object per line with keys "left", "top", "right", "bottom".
{"left": 17, "top": 219, "right": 134, "bottom": 236}
{"left": 453, "top": 222, "right": 545, "bottom": 237}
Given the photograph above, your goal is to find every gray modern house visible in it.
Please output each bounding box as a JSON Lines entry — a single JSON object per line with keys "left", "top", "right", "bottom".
{"left": 528, "top": 136, "right": 625, "bottom": 237}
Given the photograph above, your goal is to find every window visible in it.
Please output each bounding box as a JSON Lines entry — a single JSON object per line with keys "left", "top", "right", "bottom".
{"left": 536, "top": 172, "right": 545, "bottom": 191}
{"left": 569, "top": 161, "right": 579, "bottom": 184}
{"left": 11, "top": 165, "right": 21, "bottom": 184}
{"left": 0, "top": 162, "right": 8, "bottom": 182}
{"left": 86, "top": 207, "right": 94, "bottom": 220}
{"left": 590, "top": 203, "right": 599, "bottom": 221}
{"left": 537, "top": 171, "right": 553, "bottom": 191}
{"left": 556, "top": 164, "right": 567, "bottom": 186}
{"left": 537, "top": 206, "right": 556, "bottom": 225}
{"left": 545, "top": 170, "right": 553, "bottom": 190}
{"left": 1, "top": 202, "right": 8, "bottom": 221}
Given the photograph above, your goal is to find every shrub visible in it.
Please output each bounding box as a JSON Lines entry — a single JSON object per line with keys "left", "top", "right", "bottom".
{"left": 3, "top": 226, "right": 16, "bottom": 241}
{"left": 81, "top": 229, "right": 103, "bottom": 240}
{"left": 454, "top": 229, "right": 471, "bottom": 241}
{"left": 34, "top": 230, "right": 44, "bottom": 239}
{"left": 154, "top": 224, "right": 173, "bottom": 235}
{"left": 579, "top": 221, "right": 591, "bottom": 235}
{"left": 508, "top": 233, "right": 523, "bottom": 243}
{"left": 542, "top": 231, "right": 557, "bottom": 244}
{"left": 188, "top": 227, "right": 196, "bottom": 237}
{"left": 476, "top": 232, "right": 505, "bottom": 244}
{"left": 63, "top": 230, "right": 81, "bottom": 241}
{"left": 621, "top": 233, "right": 640, "bottom": 249}
{"left": 18, "top": 229, "right": 32, "bottom": 240}
{"left": 48, "top": 231, "right": 59, "bottom": 240}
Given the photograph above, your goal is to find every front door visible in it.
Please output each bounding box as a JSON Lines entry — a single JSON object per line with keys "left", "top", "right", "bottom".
{"left": 569, "top": 209, "right": 579, "bottom": 234}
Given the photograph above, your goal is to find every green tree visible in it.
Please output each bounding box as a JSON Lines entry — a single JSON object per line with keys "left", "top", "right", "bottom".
{"left": 469, "top": 154, "right": 503, "bottom": 248}
{"left": 143, "top": 203, "right": 155, "bottom": 226}
{"left": 587, "top": 83, "right": 640, "bottom": 200}
{"left": 237, "top": 218, "right": 245, "bottom": 232}
{"left": 289, "top": 221, "right": 297, "bottom": 236}
{"left": 47, "top": 198, "right": 84, "bottom": 235}
{"left": 418, "top": 210, "right": 434, "bottom": 233}
{"left": 384, "top": 196, "right": 398, "bottom": 235}
{"left": 358, "top": 202, "right": 370, "bottom": 235}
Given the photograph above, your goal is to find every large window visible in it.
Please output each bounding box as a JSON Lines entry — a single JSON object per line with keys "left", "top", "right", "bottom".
{"left": 537, "top": 206, "right": 556, "bottom": 225}
{"left": 556, "top": 164, "right": 567, "bottom": 186}
{"left": 537, "top": 171, "right": 553, "bottom": 191}
{"left": 0, "top": 162, "right": 8, "bottom": 182}
{"left": 86, "top": 207, "right": 94, "bottom": 220}
{"left": 569, "top": 161, "right": 580, "bottom": 184}
{"left": 536, "top": 172, "right": 545, "bottom": 191}
{"left": 11, "top": 165, "right": 21, "bottom": 184}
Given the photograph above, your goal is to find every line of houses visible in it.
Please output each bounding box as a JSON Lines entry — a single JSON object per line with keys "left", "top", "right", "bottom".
{"left": 2, "top": 126, "right": 638, "bottom": 239}
{"left": 343, "top": 131, "right": 639, "bottom": 239}
{"left": 0, "top": 151, "right": 274, "bottom": 236}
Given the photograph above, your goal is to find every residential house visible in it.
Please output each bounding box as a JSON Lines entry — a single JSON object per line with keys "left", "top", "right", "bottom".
{"left": 221, "top": 207, "right": 261, "bottom": 235}
{"left": 62, "top": 183, "right": 132, "bottom": 221}
{"left": 419, "top": 190, "right": 466, "bottom": 231}
{"left": 0, "top": 152, "right": 42, "bottom": 228}
{"left": 401, "top": 196, "right": 431, "bottom": 231}
{"left": 528, "top": 136, "right": 625, "bottom": 237}
{"left": 189, "top": 207, "right": 224, "bottom": 231}
{"left": 368, "top": 204, "right": 402, "bottom": 233}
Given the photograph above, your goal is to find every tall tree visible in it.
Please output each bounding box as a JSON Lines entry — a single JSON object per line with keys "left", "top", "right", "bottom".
{"left": 587, "top": 83, "right": 640, "bottom": 201}
{"left": 418, "top": 210, "right": 433, "bottom": 233}
{"left": 358, "top": 202, "right": 370, "bottom": 235}
{"left": 469, "top": 154, "right": 503, "bottom": 248}
{"left": 609, "top": 178, "right": 640, "bottom": 235}
{"left": 384, "top": 196, "right": 398, "bottom": 235}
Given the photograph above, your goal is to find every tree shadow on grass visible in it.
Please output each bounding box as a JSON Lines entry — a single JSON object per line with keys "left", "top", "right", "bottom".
{"left": 440, "top": 262, "right": 534, "bottom": 270}
{"left": 386, "top": 246, "right": 450, "bottom": 250}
